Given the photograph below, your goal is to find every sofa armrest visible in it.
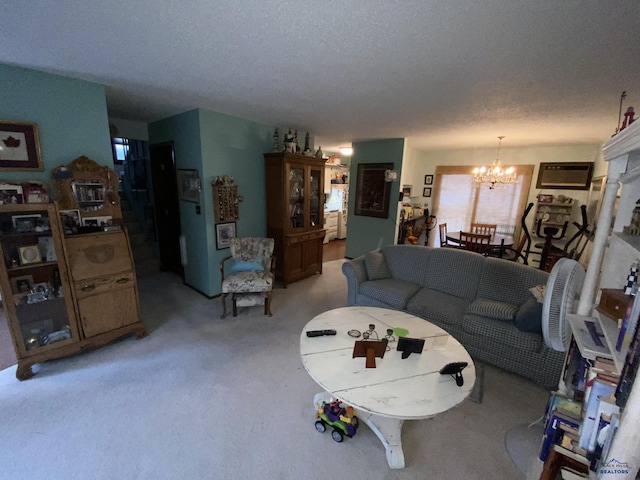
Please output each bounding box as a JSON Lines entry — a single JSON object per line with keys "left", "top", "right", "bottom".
{"left": 342, "top": 256, "right": 368, "bottom": 305}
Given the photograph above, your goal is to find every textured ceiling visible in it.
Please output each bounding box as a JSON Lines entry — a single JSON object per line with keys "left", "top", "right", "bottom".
{"left": 1, "top": 1, "right": 639, "bottom": 151}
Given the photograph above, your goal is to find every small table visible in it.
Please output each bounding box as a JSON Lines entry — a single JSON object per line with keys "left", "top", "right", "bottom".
{"left": 447, "top": 231, "right": 514, "bottom": 249}
{"left": 300, "top": 307, "right": 475, "bottom": 469}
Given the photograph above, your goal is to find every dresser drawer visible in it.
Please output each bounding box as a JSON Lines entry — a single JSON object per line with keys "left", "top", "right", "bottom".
{"left": 74, "top": 271, "right": 136, "bottom": 300}
{"left": 65, "top": 231, "right": 133, "bottom": 281}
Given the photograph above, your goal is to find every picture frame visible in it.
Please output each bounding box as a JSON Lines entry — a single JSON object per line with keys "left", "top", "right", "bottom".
{"left": 0, "top": 183, "right": 24, "bottom": 204}
{"left": 423, "top": 187, "right": 432, "bottom": 198}
{"left": 82, "top": 215, "right": 112, "bottom": 227}
{"left": 402, "top": 186, "right": 412, "bottom": 197}
{"left": 424, "top": 175, "right": 433, "bottom": 185}
{"left": 354, "top": 163, "right": 393, "bottom": 218}
{"left": 0, "top": 121, "right": 43, "bottom": 171}
{"left": 60, "top": 209, "right": 81, "bottom": 233}
{"left": 10, "top": 274, "right": 34, "bottom": 294}
{"left": 18, "top": 245, "right": 42, "bottom": 265}
{"left": 216, "top": 222, "right": 236, "bottom": 249}
{"left": 177, "top": 169, "right": 202, "bottom": 203}
{"left": 12, "top": 214, "right": 41, "bottom": 233}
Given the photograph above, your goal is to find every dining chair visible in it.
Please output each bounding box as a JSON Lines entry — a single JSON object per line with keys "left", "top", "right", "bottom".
{"left": 459, "top": 231, "right": 491, "bottom": 254}
{"left": 471, "top": 223, "right": 497, "bottom": 237}
{"left": 438, "top": 222, "right": 460, "bottom": 247}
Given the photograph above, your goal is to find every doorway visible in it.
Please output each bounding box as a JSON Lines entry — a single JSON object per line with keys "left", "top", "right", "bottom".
{"left": 149, "top": 142, "right": 184, "bottom": 278}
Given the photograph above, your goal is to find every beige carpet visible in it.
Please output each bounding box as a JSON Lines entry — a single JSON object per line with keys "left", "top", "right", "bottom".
{"left": 0, "top": 260, "right": 549, "bottom": 479}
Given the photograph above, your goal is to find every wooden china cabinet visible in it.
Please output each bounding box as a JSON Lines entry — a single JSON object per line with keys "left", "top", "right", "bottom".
{"left": 264, "top": 152, "right": 325, "bottom": 287}
{"left": 0, "top": 156, "right": 146, "bottom": 380}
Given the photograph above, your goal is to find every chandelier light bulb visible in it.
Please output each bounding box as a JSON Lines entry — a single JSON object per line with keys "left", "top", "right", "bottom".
{"left": 472, "top": 136, "right": 517, "bottom": 189}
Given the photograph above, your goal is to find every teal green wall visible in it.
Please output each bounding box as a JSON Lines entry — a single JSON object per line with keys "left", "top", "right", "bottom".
{"left": 0, "top": 63, "right": 113, "bottom": 184}
{"left": 149, "top": 109, "right": 276, "bottom": 297}
{"left": 345, "top": 138, "right": 405, "bottom": 259}
{"left": 148, "top": 110, "right": 205, "bottom": 291}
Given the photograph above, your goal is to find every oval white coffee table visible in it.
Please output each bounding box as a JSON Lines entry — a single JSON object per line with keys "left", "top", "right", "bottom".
{"left": 300, "top": 306, "right": 475, "bottom": 469}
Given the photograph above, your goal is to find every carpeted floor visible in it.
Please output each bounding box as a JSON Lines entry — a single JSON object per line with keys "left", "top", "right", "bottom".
{"left": 0, "top": 260, "right": 549, "bottom": 479}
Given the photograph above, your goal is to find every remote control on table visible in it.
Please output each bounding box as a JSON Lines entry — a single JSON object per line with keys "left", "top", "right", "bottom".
{"left": 306, "top": 329, "right": 337, "bottom": 337}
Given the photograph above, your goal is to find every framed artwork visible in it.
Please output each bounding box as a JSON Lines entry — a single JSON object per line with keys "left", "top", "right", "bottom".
{"left": 60, "top": 209, "right": 81, "bottom": 232}
{"left": 402, "top": 186, "right": 412, "bottom": 197}
{"left": 424, "top": 175, "right": 433, "bottom": 185}
{"left": 12, "top": 214, "right": 41, "bottom": 233}
{"left": 10, "top": 274, "right": 34, "bottom": 294}
{"left": 586, "top": 176, "right": 605, "bottom": 224}
{"left": 18, "top": 245, "right": 42, "bottom": 265}
{"left": 354, "top": 163, "right": 393, "bottom": 218}
{"left": 177, "top": 169, "right": 202, "bottom": 203}
{"left": 82, "top": 215, "right": 112, "bottom": 227}
{"left": 0, "top": 121, "right": 43, "bottom": 171}
{"left": 216, "top": 222, "right": 236, "bottom": 249}
{"left": 423, "top": 187, "right": 432, "bottom": 198}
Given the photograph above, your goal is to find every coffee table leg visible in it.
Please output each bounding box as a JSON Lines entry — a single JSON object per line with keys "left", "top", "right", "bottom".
{"left": 357, "top": 412, "right": 405, "bottom": 469}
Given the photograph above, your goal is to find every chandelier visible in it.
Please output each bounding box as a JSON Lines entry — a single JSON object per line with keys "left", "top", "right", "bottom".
{"left": 473, "top": 136, "right": 516, "bottom": 189}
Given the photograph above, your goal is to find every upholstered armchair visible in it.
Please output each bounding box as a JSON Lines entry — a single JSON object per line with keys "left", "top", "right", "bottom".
{"left": 219, "top": 237, "right": 275, "bottom": 319}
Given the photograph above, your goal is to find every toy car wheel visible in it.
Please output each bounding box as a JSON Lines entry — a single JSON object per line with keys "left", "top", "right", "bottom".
{"left": 315, "top": 420, "right": 326, "bottom": 433}
{"left": 331, "top": 429, "right": 344, "bottom": 443}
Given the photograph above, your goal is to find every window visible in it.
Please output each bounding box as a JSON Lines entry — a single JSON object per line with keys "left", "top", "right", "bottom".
{"left": 111, "top": 137, "right": 129, "bottom": 164}
{"left": 432, "top": 165, "right": 534, "bottom": 245}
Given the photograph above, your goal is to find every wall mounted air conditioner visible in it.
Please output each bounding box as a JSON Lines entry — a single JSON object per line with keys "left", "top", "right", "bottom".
{"left": 536, "top": 162, "right": 594, "bottom": 190}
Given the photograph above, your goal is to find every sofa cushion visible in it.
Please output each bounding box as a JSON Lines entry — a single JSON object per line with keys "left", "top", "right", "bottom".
{"left": 467, "top": 298, "right": 518, "bottom": 321}
{"left": 514, "top": 296, "right": 544, "bottom": 334}
{"left": 364, "top": 251, "right": 392, "bottom": 280}
{"left": 381, "top": 245, "right": 432, "bottom": 285}
{"left": 462, "top": 314, "right": 542, "bottom": 352}
{"left": 421, "top": 248, "right": 483, "bottom": 300}
{"left": 406, "top": 287, "right": 468, "bottom": 327}
{"left": 478, "top": 257, "right": 549, "bottom": 305}
{"left": 359, "top": 279, "right": 421, "bottom": 310}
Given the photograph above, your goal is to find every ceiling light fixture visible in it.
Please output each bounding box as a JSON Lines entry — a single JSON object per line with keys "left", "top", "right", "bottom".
{"left": 339, "top": 147, "right": 353, "bottom": 156}
{"left": 472, "top": 136, "right": 516, "bottom": 189}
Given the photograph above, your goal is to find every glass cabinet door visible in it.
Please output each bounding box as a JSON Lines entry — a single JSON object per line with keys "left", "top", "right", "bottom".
{"left": 289, "top": 167, "right": 305, "bottom": 229}
{"left": 309, "top": 167, "right": 322, "bottom": 228}
{"left": 0, "top": 206, "right": 77, "bottom": 355}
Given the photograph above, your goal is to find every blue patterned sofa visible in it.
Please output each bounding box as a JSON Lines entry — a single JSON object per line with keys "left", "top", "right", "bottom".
{"left": 342, "top": 245, "right": 565, "bottom": 388}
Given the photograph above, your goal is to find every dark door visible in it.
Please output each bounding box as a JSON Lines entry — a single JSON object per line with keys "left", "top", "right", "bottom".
{"left": 149, "top": 142, "right": 184, "bottom": 277}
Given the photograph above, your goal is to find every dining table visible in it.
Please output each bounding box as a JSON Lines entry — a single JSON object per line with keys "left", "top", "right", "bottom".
{"left": 446, "top": 231, "right": 515, "bottom": 249}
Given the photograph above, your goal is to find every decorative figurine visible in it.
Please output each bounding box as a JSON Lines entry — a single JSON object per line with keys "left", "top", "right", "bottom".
{"left": 283, "top": 129, "right": 295, "bottom": 153}
{"left": 303, "top": 131, "right": 313, "bottom": 156}
{"left": 314, "top": 145, "right": 323, "bottom": 158}
{"left": 621, "top": 106, "right": 636, "bottom": 131}
{"left": 624, "top": 260, "right": 639, "bottom": 295}
{"left": 272, "top": 128, "right": 279, "bottom": 152}
{"left": 294, "top": 129, "right": 300, "bottom": 153}
{"left": 623, "top": 199, "right": 640, "bottom": 236}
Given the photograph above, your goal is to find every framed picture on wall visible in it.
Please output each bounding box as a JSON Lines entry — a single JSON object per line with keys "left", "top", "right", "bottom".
{"left": 177, "top": 169, "right": 202, "bottom": 203}
{"left": 424, "top": 175, "right": 433, "bottom": 185}
{"left": 0, "top": 121, "right": 43, "bottom": 171}
{"left": 354, "top": 163, "right": 393, "bottom": 218}
{"left": 423, "top": 187, "right": 432, "bottom": 198}
{"left": 216, "top": 222, "right": 236, "bottom": 249}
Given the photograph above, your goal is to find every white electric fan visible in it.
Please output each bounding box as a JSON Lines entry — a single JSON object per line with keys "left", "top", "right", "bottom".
{"left": 541, "top": 258, "right": 586, "bottom": 352}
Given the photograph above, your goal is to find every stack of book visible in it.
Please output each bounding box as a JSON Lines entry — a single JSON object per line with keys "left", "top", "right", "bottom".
{"left": 540, "top": 355, "right": 622, "bottom": 471}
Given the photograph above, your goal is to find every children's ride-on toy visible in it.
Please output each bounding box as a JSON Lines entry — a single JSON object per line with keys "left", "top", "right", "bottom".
{"left": 314, "top": 399, "right": 359, "bottom": 443}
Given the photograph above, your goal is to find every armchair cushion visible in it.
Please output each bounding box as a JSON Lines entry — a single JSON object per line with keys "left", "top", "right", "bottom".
{"left": 229, "top": 258, "right": 265, "bottom": 273}
{"left": 222, "top": 271, "right": 273, "bottom": 293}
